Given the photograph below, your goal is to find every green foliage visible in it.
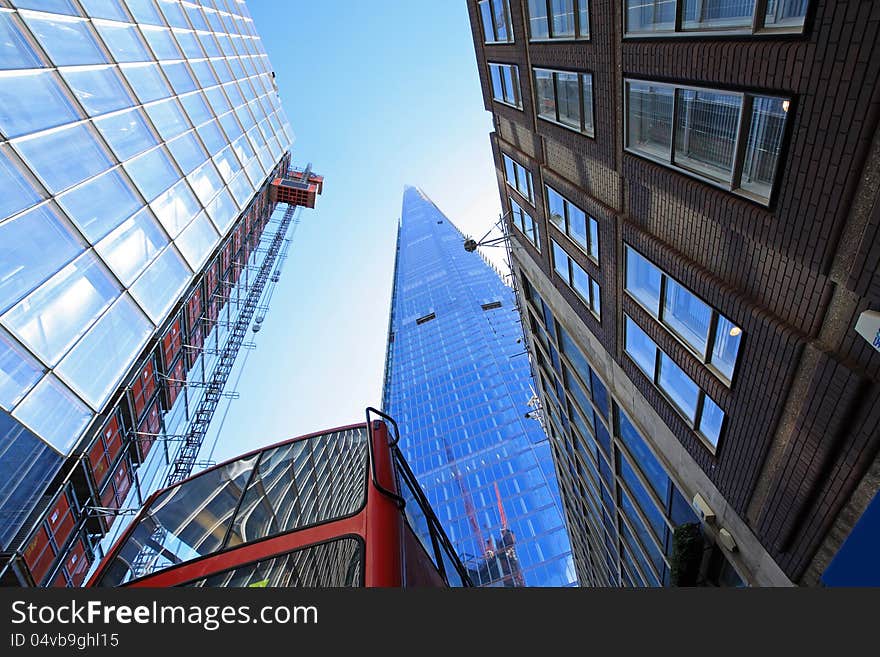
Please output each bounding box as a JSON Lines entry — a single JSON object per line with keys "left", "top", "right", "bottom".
{"left": 670, "top": 522, "right": 704, "bottom": 586}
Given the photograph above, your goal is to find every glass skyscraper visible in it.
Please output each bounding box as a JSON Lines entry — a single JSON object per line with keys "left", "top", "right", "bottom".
{"left": 382, "top": 186, "right": 576, "bottom": 587}
{"left": 0, "top": 0, "right": 298, "bottom": 586}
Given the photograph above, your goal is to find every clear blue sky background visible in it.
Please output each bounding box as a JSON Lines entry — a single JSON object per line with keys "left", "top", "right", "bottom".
{"left": 204, "top": 1, "right": 506, "bottom": 462}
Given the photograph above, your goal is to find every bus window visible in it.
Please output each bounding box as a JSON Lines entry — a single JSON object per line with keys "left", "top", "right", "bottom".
{"left": 183, "top": 537, "right": 364, "bottom": 588}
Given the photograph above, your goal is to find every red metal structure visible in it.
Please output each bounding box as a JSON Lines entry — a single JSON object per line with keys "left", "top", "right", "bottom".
{"left": 87, "top": 409, "right": 470, "bottom": 588}
{"left": 269, "top": 166, "right": 324, "bottom": 208}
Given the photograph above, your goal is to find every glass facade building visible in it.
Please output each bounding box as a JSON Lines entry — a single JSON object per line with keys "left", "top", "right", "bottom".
{"left": 0, "top": 0, "right": 296, "bottom": 587}
{"left": 382, "top": 186, "right": 576, "bottom": 587}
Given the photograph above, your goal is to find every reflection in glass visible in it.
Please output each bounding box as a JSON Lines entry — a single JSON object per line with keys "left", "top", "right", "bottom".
{"left": 176, "top": 211, "right": 218, "bottom": 269}
{"left": 3, "top": 252, "right": 120, "bottom": 365}
{"left": 625, "top": 247, "right": 662, "bottom": 315}
{"left": 130, "top": 246, "right": 191, "bottom": 322}
{"left": 60, "top": 65, "right": 134, "bottom": 116}
{"left": 167, "top": 130, "right": 208, "bottom": 174}
{"left": 13, "top": 374, "right": 92, "bottom": 455}
{"left": 57, "top": 167, "right": 142, "bottom": 242}
{"left": 624, "top": 316, "right": 657, "bottom": 379}
{"left": 94, "top": 21, "right": 151, "bottom": 62}
{"left": 22, "top": 14, "right": 107, "bottom": 66}
{"left": 94, "top": 108, "right": 158, "bottom": 160}
{"left": 57, "top": 295, "right": 152, "bottom": 408}
{"left": 0, "top": 145, "right": 42, "bottom": 220}
{"left": 626, "top": 81, "right": 674, "bottom": 160}
{"left": 658, "top": 353, "right": 699, "bottom": 421}
{"left": 663, "top": 278, "right": 712, "bottom": 355}
{"left": 0, "top": 13, "right": 44, "bottom": 69}
{"left": 15, "top": 122, "right": 113, "bottom": 193}
{"left": 741, "top": 95, "right": 787, "bottom": 201}
{"left": 0, "top": 70, "right": 79, "bottom": 138}
{"left": 0, "top": 329, "right": 45, "bottom": 410}
{"left": 144, "top": 98, "right": 191, "bottom": 140}
{"left": 674, "top": 89, "right": 741, "bottom": 182}
{"left": 710, "top": 315, "right": 742, "bottom": 381}
{"left": 698, "top": 395, "right": 725, "bottom": 448}
{"left": 120, "top": 62, "right": 172, "bottom": 103}
{"left": 95, "top": 207, "right": 169, "bottom": 286}
{"left": 151, "top": 179, "right": 200, "bottom": 237}
{"left": 124, "top": 146, "right": 180, "bottom": 201}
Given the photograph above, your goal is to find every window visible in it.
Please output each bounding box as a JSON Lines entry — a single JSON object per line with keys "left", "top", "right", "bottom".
{"left": 488, "top": 62, "right": 522, "bottom": 109}
{"left": 14, "top": 122, "right": 113, "bottom": 194}
{"left": 625, "top": 79, "right": 789, "bottom": 203}
{"left": 416, "top": 312, "right": 436, "bottom": 325}
{"left": 551, "top": 239, "right": 601, "bottom": 318}
{"left": 479, "top": 0, "right": 514, "bottom": 43}
{"left": 21, "top": 13, "right": 108, "bottom": 67}
{"left": 57, "top": 168, "right": 142, "bottom": 242}
{"left": 12, "top": 374, "right": 92, "bottom": 455}
{"left": 624, "top": 245, "right": 742, "bottom": 383}
{"left": 624, "top": 0, "right": 809, "bottom": 35}
{"left": 528, "top": 0, "right": 590, "bottom": 40}
{"left": 509, "top": 196, "right": 540, "bottom": 250}
{"left": 534, "top": 68, "right": 594, "bottom": 136}
{"left": 59, "top": 66, "right": 134, "bottom": 117}
{"left": 545, "top": 185, "right": 598, "bottom": 260}
{"left": 502, "top": 153, "right": 534, "bottom": 203}
{"left": 624, "top": 315, "right": 725, "bottom": 450}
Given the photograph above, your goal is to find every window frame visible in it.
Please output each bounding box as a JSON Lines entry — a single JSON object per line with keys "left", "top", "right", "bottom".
{"left": 623, "top": 313, "right": 725, "bottom": 452}
{"left": 479, "top": 0, "right": 515, "bottom": 44}
{"left": 502, "top": 152, "right": 534, "bottom": 204}
{"left": 508, "top": 196, "right": 540, "bottom": 251}
{"left": 533, "top": 67, "right": 595, "bottom": 137}
{"left": 623, "top": 0, "right": 811, "bottom": 38}
{"left": 488, "top": 61, "right": 522, "bottom": 109}
{"left": 545, "top": 183, "right": 599, "bottom": 262}
{"left": 624, "top": 77, "right": 791, "bottom": 205}
{"left": 550, "top": 238, "right": 601, "bottom": 319}
{"left": 527, "top": 0, "right": 591, "bottom": 41}
{"left": 623, "top": 244, "right": 742, "bottom": 386}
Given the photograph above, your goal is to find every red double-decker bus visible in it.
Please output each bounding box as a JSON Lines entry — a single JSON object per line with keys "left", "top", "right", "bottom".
{"left": 88, "top": 409, "right": 470, "bottom": 588}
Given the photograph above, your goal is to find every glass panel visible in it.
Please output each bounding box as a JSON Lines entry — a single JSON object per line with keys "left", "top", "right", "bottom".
{"left": 56, "top": 294, "right": 151, "bottom": 408}
{"left": 579, "top": 1, "right": 590, "bottom": 37}
{"left": 14, "top": 0, "right": 79, "bottom": 13}
{"left": 0, "top": 329, "right": 44, "bottom": 410}
{"left": 552, "top": 240, "right": 570, "bottom": 280}
{"left": 556, "top": 71, "right": 580, "bottom": 128}
{"left": 151, "top": 179, "right": 200, "bottom": 237}
{"left": 167, "top": 130, "right": 208, "bottom": 173}
{"left": 205, "top": 187, "right": 238, "bottom": 232}
{"left": 568, "top": 204, "right": 588, "bottom": 250}
{"left": 0, "top": 13, "right": 43, "bottom": 69}
{"left": 130, "top": 246, "right": 191, "bottom": 322}
{"left": 501, "top": 65, "right": 518, "bottom": 105}
{"left": 0, "top": 204, "right": 83, "bottom": 313}
{"left": 625, "top": 246, "right": 662, "bottom": 315}
{"left": 535, "top": 69, "right": 556, "bottom": 121}
{"left": 228, "top": 170, "right": 252, "bottom": 207}
{"left": 94, "top": 21, "right": 151, "bottom": 63}
{"left": 57, "top": 167, "right": 142, "bottom": 242}
{"left": 740, "top": 95, "right": 788, "bottom": 201}
{"left": 0, "top": 70, "right": 79, "bottom": 138}
{"left": 13, "top": 374, "right": 92, "bottom": 455}
{"left": 15, "top": 122, "right": 113, "bottom": 193}
{"left": 59, "top": 65, "right": 133, "bottom": 116}
{"left": 591, "top": 279, "right": 601, "bottom": 316}
{"left": 0, "top": 145, "right": 42, "bottom": 220}
{"left": 179, "top": 90, "right": 213, "bottom": 126}
{"left": 582, "top": 72, "right": 594, "bottom": 134}
{"left": 674, "top": 88, "right": 741, "bottom": 183}
{"left": 187, "top": 159, "right": 223, "bottom": 205}
{"left": 625, "top": 0, "right": 676, "bottom": 33}
{"left": 144, "top": 98, "right": 190, "bottom": 140}
{"left": 159, "top": 0, "right": 189, "bottom": 27}
{"left": 571, "top": 260, "right": 591, "bottom": 304}
{"left": 698, "top": 395, "right": 725, "bottom": 448}
{"left": 588, "top": 217, "right": 599, "bottom": 260}
{"left": 22, "top": 13, "right": 107, "bottom": 66}
{"left": 124, "top": 146, "right": 180, "bottom": 201}
{"left": 218, "top": 110, "right": 244, "bottom": 141}
{"left": 80, "top": 0, "right": 129, "bottom": 22}
{"left": 141, "top": 25, "right": 180, "bottom": 60}
{"left": 480, "top": 0, "right": 494, "bottom": 41}
{"left": 617, "top": 409, "right": 668, "bottom": 501}
{"left": 120, "top": 62, "right": 172, "bottom": 103}
{"left": 188, "top": 58, "right": 218, "bottom": 87}
{"left": 197, "top": 118, "right": 227, "bottom": 154}
{"left": 95, "top": 207, "right": 168, "bottom": 285}
{"left": 94, "top": 108, "right": 158, "bottom": 160}
{"left": 624, "top": 316, "right": 657, "bottom": 379}
{"left": 176, "top": 210, "right": 218, "bottom": 269}
{"left": 124, "top": 0, "right": 165, "bottom": 25}
{"left": 683, "top": 0, "right": 755, "bottom": 29}
{"left": 3, "top": 252, "right": 120, "bottom": 365}
{"left": 490, "top": 63, "right": 504, "bottom": 102}
{"left": 172, "top": 28, "right": 203, "bottom": 58}
{"left": 213, "top": 145, "right": 240, "bottom": 182}
{"left": 663, "top": 278, "right": 712, "bottom": 355}
{"left": 203, "top": 84, "right": 231, "bottom": 114}
{"left": 764, "top": 0, "right": 808, "bottom": 28}
{"left": 492, "top": 0, "right": 509, "bottom": 41}
{"left": 626, "top": 81, "right": 674, "bottom": 160}
{"left": 230, "top": 134, "right": 255, "bottom": 165}
{"left": 710, "top": 314, "right": 742, "bottom": 381}
{"left": 550, "top": 0, "right": 575, "bottom": 37}
{"left": 211, "top": 57, "right": 233, "bottom": 84}
{"left": 658, "top": 353, "right": 699, "bottom": 421}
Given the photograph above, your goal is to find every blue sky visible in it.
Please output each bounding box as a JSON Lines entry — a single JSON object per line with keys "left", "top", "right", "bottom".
{"left": 204, "top": 1, "right": 506, "bottom": 462}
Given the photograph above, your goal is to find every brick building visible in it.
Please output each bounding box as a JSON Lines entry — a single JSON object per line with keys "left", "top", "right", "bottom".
{"left": 467, "top": 0, "right": 880, "bottom": 586}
